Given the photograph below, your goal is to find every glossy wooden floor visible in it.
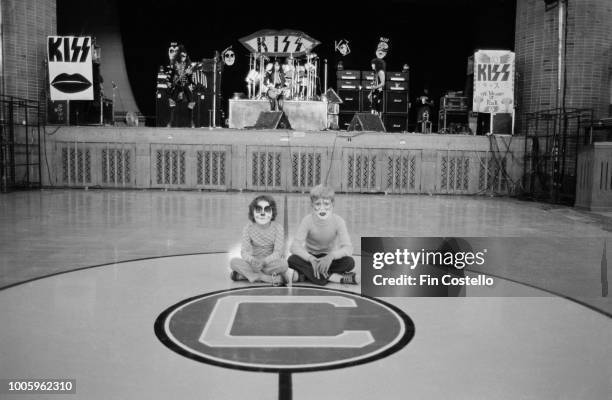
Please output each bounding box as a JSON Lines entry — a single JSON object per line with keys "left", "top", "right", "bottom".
{"left": 0, "top": 189, "right": 610, "bottom": 399}
{"left": 1, "top": 189, "right": 610, "bottom": 311}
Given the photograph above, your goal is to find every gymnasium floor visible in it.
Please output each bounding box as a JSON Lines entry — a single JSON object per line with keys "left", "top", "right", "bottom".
{"left": 0, "top": 189, "right": 610, "bottom": 399}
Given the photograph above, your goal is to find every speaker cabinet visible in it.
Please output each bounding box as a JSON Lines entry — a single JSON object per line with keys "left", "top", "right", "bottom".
{"left": 194, "top": 92, "right": 210, "bottom": 127}
{"left": 337, "top": 70, "right": 361, "bottom": 80}
{"left": 492, "top": 113, "right": 512, "bottom": 134}
{"left": 384, "top": 92, "right": 409, "bottom": 113}
{"left": 385, "top": 81, "right": 408, "bottom": 91}
{"left": 361, "top": 71, "right": 375, "bottom": 81}
{"left": 387, "top": 71, "right": 409, "bottom": 82}
{"left": 383, "top": 114, "right": 408, "bottom": 132}
{"left": 360, "top": 90, "right": 387, "bottom": 112}
{"left": 337, "top": 80, "right": 359, "bottom": 90}
{"left": 155, "top": 90, "right": 170, "bottom": 126}
{"left": 254, "top": 111, "right": 292, "bottom": 129}
{"left": 338, "top": 89, "right": 360, "bottom": 112}
{"left": 348, "top": 112, "right": 386, "bottom": 132}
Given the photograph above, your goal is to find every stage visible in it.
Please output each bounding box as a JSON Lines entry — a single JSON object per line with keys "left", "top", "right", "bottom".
{"left": 40, "top": 126, "right": 527, "bottom": 195}
{"left": 229, "top": 99, "right": 328, "bottom": 131}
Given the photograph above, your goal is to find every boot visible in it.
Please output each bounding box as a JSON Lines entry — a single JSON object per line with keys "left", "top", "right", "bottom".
{"left": 189, "top": 109, "right": 195, "bottom": 128}
{"left": 167, "top": 107, "right": 175, "bottom": 128}
{"left": 188, "top": 102, "right": 196, "bottom": 128}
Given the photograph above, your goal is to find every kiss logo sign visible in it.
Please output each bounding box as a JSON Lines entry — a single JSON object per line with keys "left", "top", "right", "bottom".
{"left": 47, "top": 36, "right": 93, "bottom": 100}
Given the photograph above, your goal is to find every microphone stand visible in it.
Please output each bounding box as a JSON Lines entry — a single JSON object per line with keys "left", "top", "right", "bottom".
{"left": 324, "top": 58, "right": 328, "bottom": 93}
{"left": 111, "top": 81, "right": 117, "bottom": 126}
{"left": 212, "top": 52, "right": 218, "bottom": 128}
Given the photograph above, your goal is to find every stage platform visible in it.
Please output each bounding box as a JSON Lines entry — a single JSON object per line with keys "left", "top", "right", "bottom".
{"left": 40, "top": 126, "right": 527, "bottom": 195}
{"left": 229, "top": 99, "right": 327, "bottom": 131}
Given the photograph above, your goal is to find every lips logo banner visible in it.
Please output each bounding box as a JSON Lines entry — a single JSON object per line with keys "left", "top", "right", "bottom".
{"left": 47, "top": 36, "right": 93, "bottom": 100}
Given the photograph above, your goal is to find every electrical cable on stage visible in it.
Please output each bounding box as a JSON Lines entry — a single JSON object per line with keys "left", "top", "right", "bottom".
{"left": 324, "top": 133, "right": 339, "bottom": 187}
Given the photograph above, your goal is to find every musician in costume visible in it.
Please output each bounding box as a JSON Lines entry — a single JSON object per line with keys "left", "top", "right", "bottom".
{"left": 167, "top": 45, "right": 196, "bottom": 127}
{"left": 158, "top": 42, "right": 179, "bottom": 89}
{"left": 264, "top": 60, "right": 286, "bottom": 111}
{"left": 369, "top": 58, "right": 386, "bottom": 115}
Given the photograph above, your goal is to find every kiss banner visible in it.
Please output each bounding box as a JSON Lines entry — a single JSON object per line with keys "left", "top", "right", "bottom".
{"left": 239, "top": 29, "right": 320, "bottom": 56}
{"left": 47, "top": 36, "right": 93, "bottom": 101}
{"left": 472, "top": 50, "right": 515, "bottom": 114}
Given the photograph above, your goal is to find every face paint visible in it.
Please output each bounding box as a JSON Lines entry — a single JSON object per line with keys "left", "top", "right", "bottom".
{"left": 335, "top": 39, "right": 351, "bottom": 56}
{"left": 376, "top": 40, "right": 389, "bottom": 59}
{"left": 312, "top": 198, "right": 333, "bottom": 220}
{"left": 168, "top": 45, "right": 179, "bottom": 62}
{"left": 223, "top": 50, "right": 235, "bottom": 66}
{"left": 254, "top": 201, "right": 273, "bottom": 225}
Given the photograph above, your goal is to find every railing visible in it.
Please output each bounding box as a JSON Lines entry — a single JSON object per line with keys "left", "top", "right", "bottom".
{"left": 0, "top": 95, "right": 41, "bottom": 192}
{"left": 522, "top": 108, "right": 593, "bottom": 205}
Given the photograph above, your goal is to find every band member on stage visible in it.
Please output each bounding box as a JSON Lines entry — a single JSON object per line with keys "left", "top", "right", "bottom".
{"left": 264, "top": 60, "right": 286, "bottom": 111}
{"left": 167, "top": 45, "right": 196, "bottom": 127}
{"left": 368, "top": 58, "right": 386, "bottom": 115}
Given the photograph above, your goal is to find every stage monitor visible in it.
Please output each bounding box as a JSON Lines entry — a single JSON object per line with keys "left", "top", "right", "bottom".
{"left": 253, "top": 111, "right": 292, "bottom": 130}
{"left": 348, "top": 113, "right": 386, "bottom": 132}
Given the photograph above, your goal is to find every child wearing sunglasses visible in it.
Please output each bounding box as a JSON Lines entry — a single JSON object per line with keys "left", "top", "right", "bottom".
{"left": 230, "top": 195, "right": 287, "bottom": 286}
{"left": 288, "top": 185, "right": 359, "bottom": 285}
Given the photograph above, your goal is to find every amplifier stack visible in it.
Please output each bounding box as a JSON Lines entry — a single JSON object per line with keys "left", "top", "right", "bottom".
{"left": 337, "top": 70, "right": 361, "bottom": 130}
{"left": 336, "top": 69, "right": 409, "bottom": 132}
{"left": 437, "top": 94, "right": 470, "bottom": 134}
{"left": 382, "top": 71, "right": 409, "bottom": 132}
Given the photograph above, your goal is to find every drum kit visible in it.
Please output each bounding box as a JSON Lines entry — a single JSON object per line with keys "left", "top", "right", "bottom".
{"left": 245, "top": 53, "right": 319, "bottom": 101}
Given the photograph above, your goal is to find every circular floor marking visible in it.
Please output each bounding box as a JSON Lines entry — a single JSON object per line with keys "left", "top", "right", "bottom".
{"left": 155, "top": 286, "right": 415, "bottom": 372}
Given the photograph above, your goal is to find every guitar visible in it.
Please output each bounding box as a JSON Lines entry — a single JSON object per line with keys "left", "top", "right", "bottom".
{"left": 267, "top": 85, "right": 281, "bottom": 99}
{"left": 367, "top": 70, "right": 384, "bottom": 107}
{"left": 265, "top": 71, "right": 287, "bottom": 99}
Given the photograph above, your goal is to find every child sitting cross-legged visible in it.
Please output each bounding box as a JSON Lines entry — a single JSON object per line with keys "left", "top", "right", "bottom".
{"left": 287, "top": 185, "right": 359, "bottom": 285}
{"left": 230, "top": 195, "right": 288, "bottom": 286}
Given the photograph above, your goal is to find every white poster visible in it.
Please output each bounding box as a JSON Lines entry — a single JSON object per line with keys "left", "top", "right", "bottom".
{"left": 47, "top": 36, "right": 93, "bottom": 101}
{"left": 472, "top": 50, "right": 515, "bottom": 113}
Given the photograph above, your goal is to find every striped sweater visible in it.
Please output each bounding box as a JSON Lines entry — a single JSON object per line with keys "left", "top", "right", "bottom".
{"left": 240, "top": 222, "right": 285, "bottom": 262}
